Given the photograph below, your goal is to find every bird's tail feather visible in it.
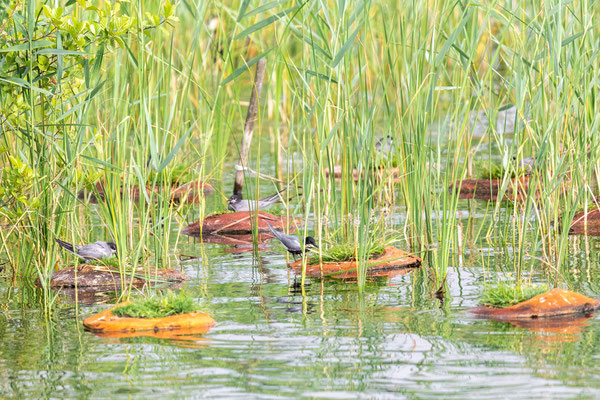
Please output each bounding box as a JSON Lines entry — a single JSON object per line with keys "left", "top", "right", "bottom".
{"left": 55, "top": 238, "right": 75, "bottom": 253}
{"left": 266, "top": 222, "right": 282, "bottom": 240}
{"left": 260, "top": 188, "right": 286, "bottom": 204}
{"left": 55, "top": 238, "right": 87, "bottom": 260}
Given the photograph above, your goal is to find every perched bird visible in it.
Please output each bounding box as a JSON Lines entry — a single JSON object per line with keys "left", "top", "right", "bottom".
{"left": 228, "top": 189, "right": 287, "bottom": 212}
{"left": 55, "top": 239, "right": 118, "bottom": 262}
{"left": 512, "top": 156, "right": 536, "bottom": 175}
{"left": 375, "top": 135, "right": 395, "bottom": 155}
{"left": 267, "top": 222, "right": 318, "bottom": 261}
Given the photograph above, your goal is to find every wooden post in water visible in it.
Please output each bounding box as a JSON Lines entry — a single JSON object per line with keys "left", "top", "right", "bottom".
{"left": 233, "top": 59, "right": 267, "bottom": 197}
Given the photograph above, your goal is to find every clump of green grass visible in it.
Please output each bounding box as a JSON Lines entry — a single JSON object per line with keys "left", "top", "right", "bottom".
{"left": 480, "top": 282, "right": 549, "bottom": 308}
{"left": 148, "top": 163, "right": 195, "bottom": 186}
{"left": 308, "top": 240, "right": 385, "bottom": 264}
{"left": 112, "top": 292, "right": 199, "bottom": 319}
{"left": 478, "top": 163, "right": 508, "bottom": 179}
{"left": 476, "top": 160, "right": 532, "bottom": 179}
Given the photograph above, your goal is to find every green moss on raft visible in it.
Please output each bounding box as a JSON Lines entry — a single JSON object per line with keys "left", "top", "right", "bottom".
{"left": 78, "top": 256, "right": 120, "bottom": 268}
{"left": 308, "top": 241, "right": 385, "bottom": 264}
{"left": 112, "top": 293, "right": 199, "bottom": 319}
{"left": 480, "top": 282, "right": 549, "bottom": 308}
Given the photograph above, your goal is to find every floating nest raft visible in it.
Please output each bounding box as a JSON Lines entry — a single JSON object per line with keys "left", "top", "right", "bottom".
{"left": 79, "top": 180, "right": 214, "bottom": 204}
{"left": 182, "top": 211, "right": 299, "bottom": 236}
{"left": 196, "top": 232, "right": 275, "bottom": 253}
{"left": 83, "top": 302, "right": 215, "bottom": 336}
{"left": 324, "top": 165, "right": 403, "bottom": 183}
{"left": 568, "top": 209, "right": 600, "bottom": 236}
{"left": 169, "top": 181, "right": 216, "bottom": 204}
{"left": 48, "top": 265, "right": 188, "bottom": 289}
{"left": 288, "top": 246, "right": 421, "bottom": 279}
{"left": 469, "top": 289, "right": 600, "bottom": 320}
{"left": 450, "top": 177, "right": 533, "bottom": 201}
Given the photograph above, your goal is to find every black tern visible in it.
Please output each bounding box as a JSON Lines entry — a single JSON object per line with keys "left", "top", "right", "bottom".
{"left": 375, "top": 135, "right": 395, "bottom": 155}
{"left": 56, "top": 239, "right": 118, "bottom": 262}
{"left": 512, "top": 156, "right": 535, "bottom": 175}
{"left": 267, "top": 222, "right": 318, "bottom": 261}
{"left": 228, "top": 189, "right": 287, "bottom": 212}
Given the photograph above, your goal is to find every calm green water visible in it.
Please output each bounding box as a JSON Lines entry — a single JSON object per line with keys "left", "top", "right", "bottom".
{"left": 2, "top": 165, "right": 600, "bottom": 399}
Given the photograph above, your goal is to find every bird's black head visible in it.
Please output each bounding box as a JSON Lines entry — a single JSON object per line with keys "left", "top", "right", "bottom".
{"left": 107, "top": 242, "right": 118, "bottom": 257}
{"left": 228, "top": 194, "right": 242, "bottom": 204}
{"left": 227, "top": 194, "right": 242, "bottom": 211}
{"left": 304, "top": 236, "right": 318, "bottom": 249}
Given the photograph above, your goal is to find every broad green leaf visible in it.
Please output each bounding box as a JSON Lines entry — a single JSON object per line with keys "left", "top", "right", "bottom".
{"left": 435, "top": 10, "right": 469, "bottom": 66}
{"left": 562, "top": 31, "right": 584, "bottom": 47}
{"left": 81, "top": 155, "right": 122, "bottom": 171}
{"left": 237, "top": 0, "right": 252, "bottom": 21}
{"left": 234, "top": 6, "right": 299, "bottom": 40}
{"left": 36, "top": 48, "right": 89, "bottom": 56}
{"left": 332, "top": 24, "right": 361, "bottom": 67}
{"left": 157, "top": 128, "right": 192, "bottom": 172}
{"left": 221, "top": 49, "right": 272, "bottom": 85}
{"left": 0, "top": 40, "right": 53, "bottom": 52}
{"left": 242, "top": 1, "right": 287, "bottom": 20}
{"left": 0, "top": 77, "right": 53, "bottom": 95}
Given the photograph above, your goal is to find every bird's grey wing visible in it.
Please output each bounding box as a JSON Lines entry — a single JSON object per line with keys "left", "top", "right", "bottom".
{"left": 281, "top": 235, "right": 301, "bottom": 252}
{"left": 258, "top": 190, "right": 284, "bottom": 208}
{"left": 235, "top": 201, "right": 250, "bottom": 212}
{"left": 77, "top": 243, "right": 109, "bottom": 259}
{"left": 267, "top": 223, "right": 300, "bottom": 251}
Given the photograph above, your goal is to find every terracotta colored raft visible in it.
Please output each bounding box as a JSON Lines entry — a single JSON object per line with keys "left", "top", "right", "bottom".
{"left": 49, "top": 265, "right": 187, "bottom": 288}
{"left": 79, "top": 180, "right": 214, "bottom": 204}
{"left": 182, "top": 211, "right": 299, "bottom": 236}
{"left": 289, "top": 246, "right": 421, "bottom": 279}
{"left": 170, "top": 180, "right": 215, "bottom": 204}
{"left": 450, "top": 177, "right": 533, "bottom": 201}
{"left": 324, "top": 165, "right": 403, "bottom": 183}
{"left": 568, "top": 209, "right": 600, "bottom": 236}
{"left": 83, "top": 302, "right": 215, "bottom": 334}
{"left": 469, "top": 289, "right": 600, "bottom": 320}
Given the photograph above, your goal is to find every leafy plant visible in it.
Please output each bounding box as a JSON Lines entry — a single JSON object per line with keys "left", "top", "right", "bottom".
{"left": 147, "top": 162, "right": 195, "bottom": 186}
{"left": 112, "top": 292, "right": 199, "bottom": 319}
{"left": 480, "top": 283, "right": 549, "bottom": 308}
{"left": 308, "top": 239, "right": 385, "bottom": 264}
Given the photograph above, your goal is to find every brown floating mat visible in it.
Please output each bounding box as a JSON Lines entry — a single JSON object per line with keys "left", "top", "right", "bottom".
{"left": 170, "top": 180, "right": 215, "bottom": 204}
{"left": 79, "top": 180, "right": 214, "bottom": 203}
{"left": 289, "top": 246, "right": 421, "bottom": 279}
{"left": 469, "top": 289, "right": 600, "bottom": 320}
{"left": 324, "top": 165, "right": 403, "bottom": 183}
{"left": 450, "top": 177, "right": 534, "bottom": 201}
{"left": 48, "top": 265, "right": 187, "bottom": 288}
{"left": 83, "top": 302, "right": 215, "bottom": 334}
{"left": 568, "top": 209, "right": 600, "bottom": 236}
{"left": 182, "top": 211, "right": 299, "bottom": 236}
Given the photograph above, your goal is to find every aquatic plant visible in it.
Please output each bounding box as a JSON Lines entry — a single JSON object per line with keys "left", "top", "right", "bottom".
{"left": 308, "top": 240, "right": 385, "bottom": 264}
{"left": 112, "top": 292, "right": 199, "bottom": 319}
{"left": 480, "top": 283, "right": 550, "bottom": 308}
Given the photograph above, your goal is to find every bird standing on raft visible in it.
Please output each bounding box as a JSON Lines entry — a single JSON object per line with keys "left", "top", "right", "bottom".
{"left": 55, "top": 239, "right": 118, "bottom": 262}
{"left": 266, "top": 222, "right": 318, "bottom": 261}
{"left": 227, "top": 189, "right": 288, "bottom": 212}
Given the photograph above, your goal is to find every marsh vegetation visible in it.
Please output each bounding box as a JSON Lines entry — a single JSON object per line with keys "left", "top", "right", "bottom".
{"left": 1, "top": 0, "right": 600, "bottom": 397}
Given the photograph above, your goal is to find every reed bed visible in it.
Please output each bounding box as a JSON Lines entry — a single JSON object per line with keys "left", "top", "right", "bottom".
{"left": 0, "top": 0, "right": 598, "bottom": 303}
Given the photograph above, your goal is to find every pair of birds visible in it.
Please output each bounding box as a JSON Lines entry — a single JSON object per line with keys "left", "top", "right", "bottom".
{"left": 227, "top": 190, "right": 317, "bottom": 259}
{"left": 56, "top": 223, "right": 315, "bottom": 266}
{"left": 56, "top": 227, "right": 316, "bottom": 262}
